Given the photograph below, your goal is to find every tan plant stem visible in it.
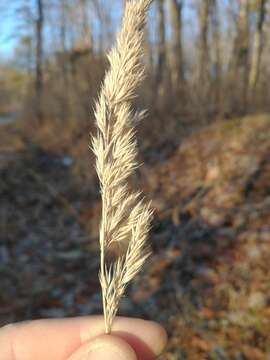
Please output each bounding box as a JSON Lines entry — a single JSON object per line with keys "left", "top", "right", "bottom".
{"left": 92, "top": 0, "right": 153, "bottom": 334}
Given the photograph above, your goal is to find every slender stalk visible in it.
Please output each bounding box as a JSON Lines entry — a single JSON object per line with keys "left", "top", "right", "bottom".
{"left": 92, "top": 0, "right": 153, "bottom": 333}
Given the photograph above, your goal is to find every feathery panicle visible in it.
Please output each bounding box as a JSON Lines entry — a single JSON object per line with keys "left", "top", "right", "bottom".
{"left": 92, "top": 0, "right": 153, "bottom": 333}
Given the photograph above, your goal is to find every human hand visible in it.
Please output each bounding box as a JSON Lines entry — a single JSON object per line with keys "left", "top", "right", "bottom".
{"left": 0, "top": 316, "right": 167, "bottom": 360}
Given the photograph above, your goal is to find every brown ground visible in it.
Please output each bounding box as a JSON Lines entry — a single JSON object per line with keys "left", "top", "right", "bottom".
{"left": 0, "top": 114, "right": 270, "bottom": 359}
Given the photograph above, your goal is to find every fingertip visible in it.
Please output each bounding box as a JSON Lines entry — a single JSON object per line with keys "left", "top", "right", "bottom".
{"left": 0, "top": 316, "right": 167, "bottom": 360}
{"left": 67, "top": 334, "right": 137, "bottom": 360}
{"left": 112, "top": 318, "right": 168, "bottom": 359}
{"left": 148, "top": 321, "right": 168, "bottom": 355}
{"left": 79, "top": 317, "right": 168, "bottom": 357}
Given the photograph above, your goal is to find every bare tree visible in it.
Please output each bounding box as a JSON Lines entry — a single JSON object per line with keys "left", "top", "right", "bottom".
{"left": 144, "top": 25, "right": 154, "bottom": 74}
{"left": 198, "top": 0, "right": 211, "bottom": 85}
{"left": 231, "top": 0, "right": 250, "bottom": 113}
{"left": 156, "top": 0, "right": 167, "bottom": 96}
{"left": 211, "top": 0, "right": 221, "bottom": 111}
{"left": 78, "top": 0, "right": 93, "bottom": 52}
{"left": 56, "top": 0, "right": 70, "bottom": 122}
{"left": 92, "top": 0, "right": 114, "bottom": 52}
{"left": 168, "top": 0, "right": 184, "bottom": 93}
{"left": 249, "top": 0, "right": 268, "bottom": 93}
{"left": 35, "top": 0, "right": 44, "bottom": 123}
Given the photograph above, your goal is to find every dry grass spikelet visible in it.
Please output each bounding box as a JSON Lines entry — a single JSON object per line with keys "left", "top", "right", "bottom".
{"left": 91, "top": 0, "right": 153, "bottom": 334}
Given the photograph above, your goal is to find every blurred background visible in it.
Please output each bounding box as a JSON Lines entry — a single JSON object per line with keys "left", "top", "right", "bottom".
{"left": 1, "top": 0, "right": 270, "bottom": 358}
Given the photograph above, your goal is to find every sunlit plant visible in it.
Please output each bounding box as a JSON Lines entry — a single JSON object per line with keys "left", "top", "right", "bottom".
{"left": 91, "top": 0, "right": 153, "bottom": 334}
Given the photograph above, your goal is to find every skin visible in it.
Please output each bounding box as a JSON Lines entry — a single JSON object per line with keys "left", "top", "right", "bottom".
{"left": 0, "top": 316, "right": 167, "bottom": 360}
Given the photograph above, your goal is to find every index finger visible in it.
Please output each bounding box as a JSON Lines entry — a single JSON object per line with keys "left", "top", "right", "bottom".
{"left": 0, "top": 316, "right": 167, "bottom": 360}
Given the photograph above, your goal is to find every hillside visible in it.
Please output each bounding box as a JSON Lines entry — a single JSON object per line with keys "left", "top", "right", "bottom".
{"left": 140, "top": 114, "right": 270, "bottom": 359}
{"left": 0, "top": 114, "right": 270, "bottom": 359}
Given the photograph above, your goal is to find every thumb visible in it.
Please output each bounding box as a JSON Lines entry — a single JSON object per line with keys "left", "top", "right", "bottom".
{"left": 67, "top": 334, "right": 138, "bottom": 360}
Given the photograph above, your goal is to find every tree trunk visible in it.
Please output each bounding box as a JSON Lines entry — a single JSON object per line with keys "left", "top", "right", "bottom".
{"left": 168, "top": 0, "right": 184, "bottom": 93}
{"left": 79, "top": 0, "right": 93, "bottom": 52}
{"left": 198, "top": 0, "right": 211, "bottom": 85}
{"left": 35, "top": 0, "right": 44, "bottom": 123}
{"left": 144, "top": 25, "right": 153, "bottom": 74}
{"left": 59, "top": 0, "right": 70, "bottom": 123}
{"left": 211, "top": 0, "right": 222, "bottom": 112}
{"left": 249, "top": 0, "right": 267, "bottom": 93}
{"left": 232, "top": 0, "right": 250, "bottom": 113}
{"left": 156, "top": 0, "right": 166, "bottom": 97}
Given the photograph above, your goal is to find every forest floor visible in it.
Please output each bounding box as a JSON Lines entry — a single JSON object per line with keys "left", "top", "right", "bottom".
{"left": 0, "top": 114, "right": 270, "bottom": 359}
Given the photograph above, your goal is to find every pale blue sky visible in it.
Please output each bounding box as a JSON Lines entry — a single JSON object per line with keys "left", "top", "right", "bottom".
{"left": 0, "top": 0, "right": 230, "bottom": 61}
{"left": 0, "top": 3, "right": 18, "bottom": 58}
{"left": 0, "top": 0, "right": 37, "bottom": 60}
{"left": 0, "top": 0, "right": 122, "bottom": 59}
